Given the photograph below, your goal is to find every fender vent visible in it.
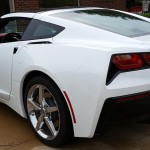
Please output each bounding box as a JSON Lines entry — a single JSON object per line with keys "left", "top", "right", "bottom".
{"left": 28, "top": 41, "right": 52, "bottom": 44}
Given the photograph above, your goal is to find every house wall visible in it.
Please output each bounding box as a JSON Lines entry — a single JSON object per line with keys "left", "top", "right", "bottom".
{"left": 80, "top": 0, "right": 126, "bottom": 11}
{"left": 14, "top": 0, "right": 39, "bottom": 12}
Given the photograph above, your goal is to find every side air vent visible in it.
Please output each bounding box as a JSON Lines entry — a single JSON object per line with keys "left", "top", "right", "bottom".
{"left": 28, "top": 41, "right": 52, "bottom": 44}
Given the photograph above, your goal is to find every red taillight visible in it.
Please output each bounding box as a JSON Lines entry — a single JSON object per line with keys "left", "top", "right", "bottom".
{"left": 112, "top": 54, "right": 143, "bottom": 70}
{"left": 143, "top": 53, "right": 150, "bottom": 65}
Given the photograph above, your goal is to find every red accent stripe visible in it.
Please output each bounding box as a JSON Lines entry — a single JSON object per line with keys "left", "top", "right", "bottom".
{"left": 63, "top": 91, "right": 76, "bottom": 123}
{"left": 116, "top": 93, "right": 150, "bottom": 103}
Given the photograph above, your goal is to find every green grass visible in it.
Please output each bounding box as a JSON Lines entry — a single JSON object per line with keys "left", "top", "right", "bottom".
{"left": 141, "top": 13, "right": 150, "bottom": 18}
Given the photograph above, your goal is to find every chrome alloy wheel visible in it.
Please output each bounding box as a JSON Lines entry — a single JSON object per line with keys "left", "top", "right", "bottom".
{"left": 27, "top": 84, "right": 60, "bottom": 140}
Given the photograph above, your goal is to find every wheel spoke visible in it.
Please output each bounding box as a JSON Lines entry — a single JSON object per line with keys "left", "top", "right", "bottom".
{"left": 27, "top": 83, "right": 60, "bottom": 139}
{"left": 38, "top": 86, "right": 44, "bottom": 104}
{"left": 45, "top": 106, "right": 58, "bottom": 113}
{"left": 27, "top": 98, "right": 41, "bottom": 112}
{"left": 44, "top": 116, "right": 57, "bottom": 136}
{"left": 36, "top": 114, "right": 44, "bottom": 131}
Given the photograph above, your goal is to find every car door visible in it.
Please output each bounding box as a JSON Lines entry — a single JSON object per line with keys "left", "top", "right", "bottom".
{"left": 0, "top": 17, "right": 31, "bottom": 100}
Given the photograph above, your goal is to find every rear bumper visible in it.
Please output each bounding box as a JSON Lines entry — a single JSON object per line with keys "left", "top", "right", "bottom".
{"left": 96, "top": 91, "right": 150, "bottom": 134}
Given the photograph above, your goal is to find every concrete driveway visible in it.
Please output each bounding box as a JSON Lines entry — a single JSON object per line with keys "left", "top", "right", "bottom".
{"left": 0, "top": 103, "right": 150, "bottom": 150}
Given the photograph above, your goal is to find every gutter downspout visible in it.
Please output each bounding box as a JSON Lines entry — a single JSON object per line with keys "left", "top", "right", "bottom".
{"left": 78, "top": 0, "right": 80, "bottom": 6}
{"left": 9, "top": 0, "right": 15, "bottom": 13}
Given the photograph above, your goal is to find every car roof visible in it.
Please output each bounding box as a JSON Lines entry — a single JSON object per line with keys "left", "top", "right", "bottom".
{"left": 0, "top": 7, "right": 100, "bottom": 19}
{"left": 1, "top": 7, "right": 150, "bottom": 24}
{"left": 1, "top": 12, "right": 36, "bottom": 19}
{"left": 39, "top": 7, "right": 100, "bottom": 15}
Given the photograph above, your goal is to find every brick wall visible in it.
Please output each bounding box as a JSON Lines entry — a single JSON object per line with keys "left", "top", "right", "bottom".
{"left": 14, "top": 0, "right": 39, "bottom": 12}
{"left": 80, "top": 0, "right": 126, "bottom": 11}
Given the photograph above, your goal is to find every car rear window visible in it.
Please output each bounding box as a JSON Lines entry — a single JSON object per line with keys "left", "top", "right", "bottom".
{"left": 52, "top": 9, "right": 150, "bottom": 37}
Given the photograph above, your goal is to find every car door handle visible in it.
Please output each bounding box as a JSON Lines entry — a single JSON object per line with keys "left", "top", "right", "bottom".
{"left": 13, "top": 47, "right": 18, "bottom": 54}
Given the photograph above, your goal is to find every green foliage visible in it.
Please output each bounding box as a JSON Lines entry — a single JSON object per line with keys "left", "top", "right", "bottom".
{"left": 39, "top": 0, "right": 77, "bottom": 8}
{"left": 141, "top": 13, "right": 150, "bottom": 18}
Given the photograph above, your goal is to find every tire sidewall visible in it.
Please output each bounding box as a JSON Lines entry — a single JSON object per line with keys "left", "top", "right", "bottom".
{"left": 23, "top": 76, "right": 73, "bottom": 147}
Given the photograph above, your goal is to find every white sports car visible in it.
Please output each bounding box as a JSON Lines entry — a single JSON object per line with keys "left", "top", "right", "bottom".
{"left": 1, "top": 7, "right": 150, "bottom": 146}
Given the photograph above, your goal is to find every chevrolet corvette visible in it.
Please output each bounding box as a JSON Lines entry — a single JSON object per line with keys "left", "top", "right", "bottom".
{"left": 1, "top": 7, "right": 150, "bottom": 146}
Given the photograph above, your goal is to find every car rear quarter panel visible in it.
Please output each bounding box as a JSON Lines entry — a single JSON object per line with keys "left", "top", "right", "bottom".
{"left": 12, "top": 43, "right": 110, "bottom": 137}
{"left": 11, "top": 40, "right": 150, "bottom": 138}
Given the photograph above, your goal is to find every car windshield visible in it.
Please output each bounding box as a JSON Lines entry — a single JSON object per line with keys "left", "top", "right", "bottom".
{"left": 52, "top": 9, "right": 150, "bottom": 37}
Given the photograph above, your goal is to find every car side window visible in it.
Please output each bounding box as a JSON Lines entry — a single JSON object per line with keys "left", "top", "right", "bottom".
{"left": 0, "top": 18, "right": 31, "bottom": 43}
{"left": 21, "top": 19, "right": 65, "bottom": 41}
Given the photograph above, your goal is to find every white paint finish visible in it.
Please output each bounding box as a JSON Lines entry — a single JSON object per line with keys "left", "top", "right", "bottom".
{"left": 1, "top": 8, "right": 150, "bottom": 138}
{"left": 0, "top": 42, "right": 20, "bottom": 100}
{"left": 134, "top": 34, "right": 150, "bottom": 42}
{"left": 12, "top": 44, "right": 109, "bottom": 137}
{"left": 11, "top": 42, "right": 150, "bottom": 137}
{"left": 0, "top": 79, "right": 26, "bottom": 117}
{"left": 1, "top": 13, "right": 35, "bottom": 19}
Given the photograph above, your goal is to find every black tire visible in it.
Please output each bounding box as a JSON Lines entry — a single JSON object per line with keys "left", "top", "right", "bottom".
{"left": 23, "top": 76, "right": 73, "bottom": 147}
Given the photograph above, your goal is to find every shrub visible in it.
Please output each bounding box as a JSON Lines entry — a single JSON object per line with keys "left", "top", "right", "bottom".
{"left": 141, "top": 13, "right": 150, "bottom": 18}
